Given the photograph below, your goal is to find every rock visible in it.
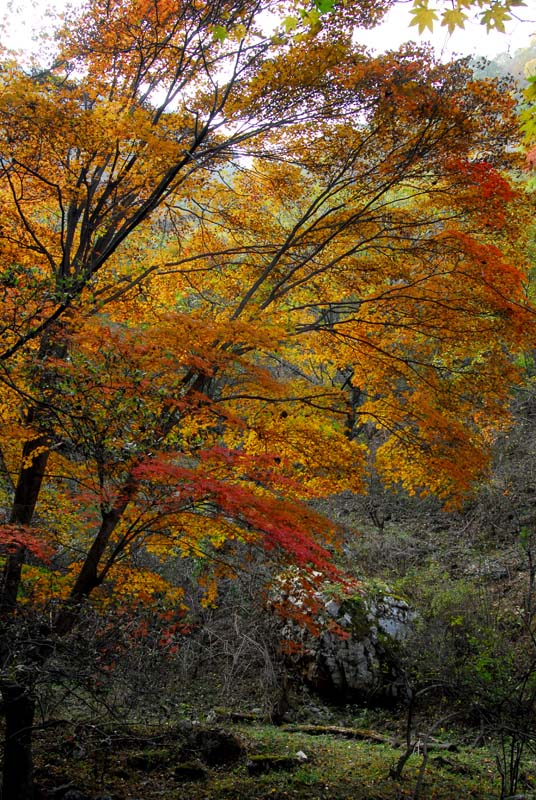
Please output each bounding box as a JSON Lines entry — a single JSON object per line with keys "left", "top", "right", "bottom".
{"left": 127, "top": 749, "right": 172, "bottom": 771}
{"left": 175, "top": 719, "right": 194, "bottom": 733}
{"left": 325, "top": 599, "right": 340, "bottom": 617}
{"left": 465, "top": 558, "right": 509, "bottom": 580}
{"left": 188, "top": 727, "right": 244, "bottom": 766}
{"left": 173, "top": 760, "right": 208, "bottom": 781}
{"left": 246, "top": 755, "right": 299, "bottom": 775}
{"left": 282, "top": 581, "right": 414, "bottom": 705}
{"left": 369, "top": 595, "right": 414, "bottom": 640}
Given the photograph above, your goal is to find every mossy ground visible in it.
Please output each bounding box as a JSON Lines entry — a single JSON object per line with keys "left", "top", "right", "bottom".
{"left": 30, "top": 717, "right": 525, "bottom": 799}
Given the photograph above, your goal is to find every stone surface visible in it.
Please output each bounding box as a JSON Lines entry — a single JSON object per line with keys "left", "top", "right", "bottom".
{"left": 173, "top": 760, "right": 208, "bottom": 781}
{"left": 285, "top": 585, "right": 414, "bottom": 705}
{"left": 188, "top": 727, "right": 244, "bottom": 766}
{"left": 246, "top": 755, "right": 298, "bottom": 776}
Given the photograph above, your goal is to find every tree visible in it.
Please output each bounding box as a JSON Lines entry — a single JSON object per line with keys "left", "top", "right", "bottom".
{"left": 0, "top": 1, "right": 534, "bottom": 798}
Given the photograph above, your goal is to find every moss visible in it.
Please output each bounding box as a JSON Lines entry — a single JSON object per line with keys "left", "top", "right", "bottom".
{"left": 339, "top": 596, "right": 373, "bottom": 640}
{"left": 33, "top": 717, "right": 513, "bottom": 799}
{"left": 174, "top": 761, "right": 208, "bottom": 781}
{"left": 126, "top": 748, "right": 174, "bottom": 771}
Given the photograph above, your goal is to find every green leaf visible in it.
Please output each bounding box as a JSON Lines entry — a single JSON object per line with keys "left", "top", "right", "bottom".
{"left": 300, "top": 8, "right": 321, "bottom": 29}
{"left": 212, "top": 25, "right": 228, "bottom": 42}
{"left": 313, "top": 0, "right": 335, "bottom": 13}
{"left": 282, "top": 15, "right": 299, "bottom": 32}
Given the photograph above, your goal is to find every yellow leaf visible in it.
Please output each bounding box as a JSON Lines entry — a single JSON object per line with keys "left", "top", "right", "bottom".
{"left": 410, "top": 1, "right": 440, "bottom": 33}
{"left": 440, "top": 8, "right": 469, "bottom": 33}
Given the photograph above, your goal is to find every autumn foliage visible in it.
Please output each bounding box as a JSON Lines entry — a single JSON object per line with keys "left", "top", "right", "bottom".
{"left": 0, "top": 0, "right": 533, "bottom": 626}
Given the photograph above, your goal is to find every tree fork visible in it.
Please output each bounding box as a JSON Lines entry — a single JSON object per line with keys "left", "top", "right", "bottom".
{"left": 54, "top": 478, "right": 139, "bottom": 635}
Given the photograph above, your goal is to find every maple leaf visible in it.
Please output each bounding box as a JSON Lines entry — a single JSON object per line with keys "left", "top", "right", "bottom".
{"left": 440, "top": 7, "right": 469, "bottom": 33}
{"left": 409, "top": 1, "right": 440, "bottom": 33}
{"left": 212, "top": 24, "right": 228, "bottom": 42}
{"left": 480, "top": 5, "right": 512, "bottom": 32}
{"left": 314, "top": 0, "right": 335, "bottom": 11}
{"left": 408, "top": 0, "right": 524, "bottom": 32}
{"left": 0, "top": 526, "right": 54, "bottom": 562}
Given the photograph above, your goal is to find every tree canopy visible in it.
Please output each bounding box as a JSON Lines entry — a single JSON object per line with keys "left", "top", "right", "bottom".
{"left": 0, "top": 0, "right": 533, "bottom": 614}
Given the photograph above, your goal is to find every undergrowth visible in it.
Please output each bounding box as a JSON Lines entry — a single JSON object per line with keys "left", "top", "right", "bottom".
{"left": 28, "top": 717, "right": 528, "bottom": 800}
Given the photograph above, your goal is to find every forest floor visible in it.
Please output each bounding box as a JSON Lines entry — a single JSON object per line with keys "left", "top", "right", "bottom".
{"left": 31, "top": 712, "right": 534, "bottom": 800}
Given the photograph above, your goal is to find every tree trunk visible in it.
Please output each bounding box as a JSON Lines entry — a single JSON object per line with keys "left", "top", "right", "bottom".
{"left": 0, "top": 433, "right": 50, "bottom": 615}
{"left": 0, "top": 545, "right": 27, "bottom": 617}
{"left": 0, "top": 431, "right": 51, "bottom": 797}
{"left": 9, "top": 433, "right": 50, "bottom": 527}
{"left": 1, "top": 681, "right": 36, "bottom": 800}
{"left": 0, "top": 425, "right": 51, "bottom": 798}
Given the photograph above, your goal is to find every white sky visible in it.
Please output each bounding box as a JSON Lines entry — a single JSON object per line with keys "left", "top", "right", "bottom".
{"left": 352, "top": 1, "right": 536, "bottom": 59}
{"left": 2, "top": 0, "right": 536, "bottom": 61}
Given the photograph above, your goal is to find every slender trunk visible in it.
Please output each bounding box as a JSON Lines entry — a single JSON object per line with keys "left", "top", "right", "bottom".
{"left": 9, "top": 434, "right": 50, "bottom": 527}
{"left": 0, "top": 545, "right": 26, "bottom": 617}
{"left": 1, "top": 681, "right": 36, "bottom": 800}
{"left": 0, "top": 435, "right": 50, "bottom": 615}
{"left": 0, "top": 432, "right": 50, "bottom": 798}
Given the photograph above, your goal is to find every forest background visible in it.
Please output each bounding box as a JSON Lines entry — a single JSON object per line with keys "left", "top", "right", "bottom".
{"left": 2, "top": 0, "right": 536, "bottom": 798}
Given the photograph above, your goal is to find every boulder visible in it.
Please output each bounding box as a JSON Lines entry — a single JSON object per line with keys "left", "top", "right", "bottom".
{"left": 246, "top": 755, "right": 299, "bottom": 776}
{"left": 284, "top": 582, "right": 413, "bottom": 705}
{"left": 187, "top": 727, "right": 244, "bottom": 766}
{"left": 173, "top": 760, "right": 208, "bottom": 781}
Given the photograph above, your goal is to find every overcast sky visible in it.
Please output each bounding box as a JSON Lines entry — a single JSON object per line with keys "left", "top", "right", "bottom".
{"left": 352, "top": 1, "right": 536, "bottom": 59}
{"left": 3, "top": 0, "right": 536, "bottom": 61}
